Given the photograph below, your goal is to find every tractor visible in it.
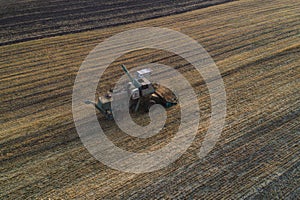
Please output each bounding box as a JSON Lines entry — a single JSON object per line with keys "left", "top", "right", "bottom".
{"left": 95, "top": 65, "right": 178, "bottom": 119}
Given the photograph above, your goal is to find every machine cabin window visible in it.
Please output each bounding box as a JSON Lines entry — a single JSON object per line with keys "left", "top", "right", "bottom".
{"left": 141, "top": 85, "right": 149, "bottom": 90}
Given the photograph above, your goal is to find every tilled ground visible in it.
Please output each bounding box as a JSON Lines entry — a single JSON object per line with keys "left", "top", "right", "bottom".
{"left": 0, "top": 0, "right": 299, "bottom": 199}
{"left": 0, "top": 0, "right": 233, "bottom": 45}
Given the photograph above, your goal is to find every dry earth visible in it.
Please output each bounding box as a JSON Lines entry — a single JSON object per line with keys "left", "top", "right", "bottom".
{"left": 0, "top": 0, "right": 299, "bottom": 199}
{"left": 0, "top": 0, "right": 233, "bottom": 45}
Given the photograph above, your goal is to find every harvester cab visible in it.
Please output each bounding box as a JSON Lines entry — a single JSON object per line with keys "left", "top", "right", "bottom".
{"left": 122, "top": 65, "right": 155, "bottom": 96}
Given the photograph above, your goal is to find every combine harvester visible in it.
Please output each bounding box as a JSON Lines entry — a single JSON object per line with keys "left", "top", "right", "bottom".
{"left": 96, "top": 65, "right": 178, "bottom": 119}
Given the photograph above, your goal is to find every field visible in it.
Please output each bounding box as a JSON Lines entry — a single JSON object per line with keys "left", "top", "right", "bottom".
{"left": 0, "top": 0, "right": 232, "bottom": 45}
{"left": 1, "top": 0, "right": 299, "bottom": 199}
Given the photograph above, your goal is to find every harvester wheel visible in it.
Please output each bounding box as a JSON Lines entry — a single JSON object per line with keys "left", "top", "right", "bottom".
{"left": 147, "top": 100, "right": 157, "bottom": 111}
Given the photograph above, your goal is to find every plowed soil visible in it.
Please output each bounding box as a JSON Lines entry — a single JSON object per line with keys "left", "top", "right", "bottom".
{"left": 1, "top": 0, "right": 299, "bottom": 199}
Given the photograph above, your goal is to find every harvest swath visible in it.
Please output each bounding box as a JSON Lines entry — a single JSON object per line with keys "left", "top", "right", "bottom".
{"left": 1, "top": 0, "right": 299, "bottom": 199}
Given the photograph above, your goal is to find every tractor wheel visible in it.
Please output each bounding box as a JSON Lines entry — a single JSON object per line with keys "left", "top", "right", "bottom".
{"left": 147, "top": 100, "right": 157, "bottom": 111}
